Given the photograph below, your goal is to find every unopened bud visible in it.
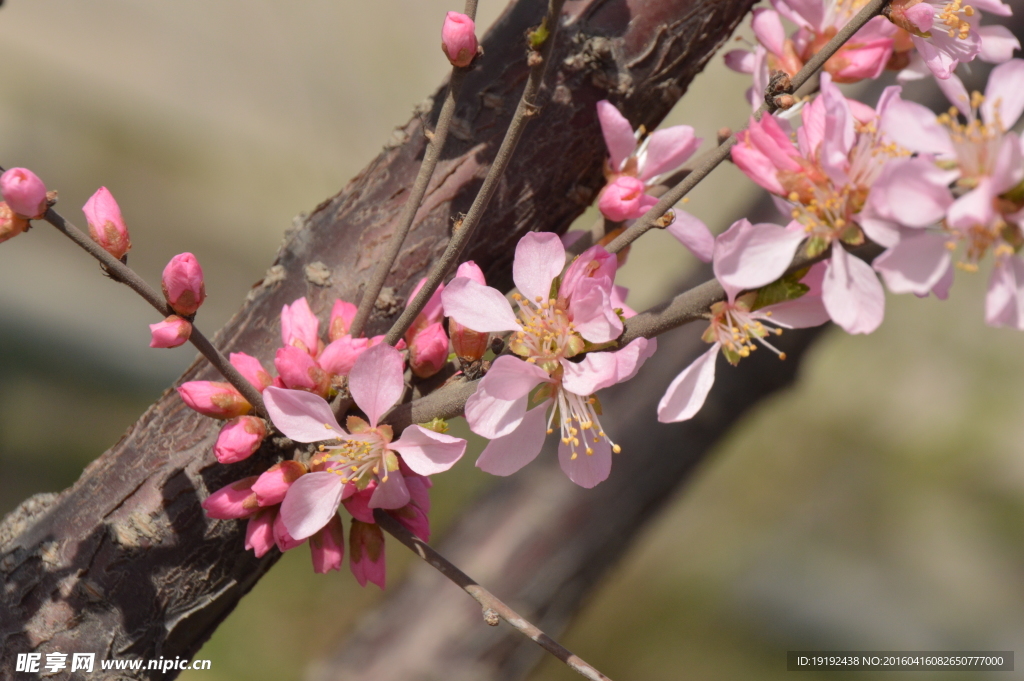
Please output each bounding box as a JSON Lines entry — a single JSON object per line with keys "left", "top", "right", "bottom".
{"left": 349, "top": 519, "right": 386, "bottom": 589}
{"left": 245, "top": 508, "right": 276, "bottom": 557}
{"left": 310, "top": 515, "right": 345, "bottom": 574}
{"left": 177, "top": 381, "right": 251, "bottom": 419}
{"left": 329, "top": 298, "right": 358, "bottom": 341}
{"left": 162, "top": 252, "right": 206, "bottom": 316}
{"left": 149, "top": 315, "right": 192, "bottom": 348}
{"left": 0, "top": 167, "right": 47, "bottom": 219}
{"left": 455, "top": 260, "right": 486, "bottom": 285}
{"left": 597, "top": 176, "right": 649, "bottom": 222}
{"left": 83, "top": 187, "right": 131, "bottom": 259}
{"left": 229, "top": 352, "right": 273, "bottom": 392}
{"left": 275, "top": 346, "right": 330, "bottom": 397}
{"left": 0, "top": 202, "right": 28, "bottom": 244}
{"left": 202, "top": 476, "right": 259, "bottom": 519}
{"left": 409, "top": 322, "right": 450, "bottom": 378}
{"left": 450, "top": 319, "right": 489, "bottom": 362}
{"left": 281, "top": 297, "right": 320, "bottom": 355}
{"left": 252, "top": 460, "right": 308, "bottom": 507}
{"left": 441, "top": 12, "right": 478, "bottom": 68}
{"left": 214, "top": 416, "right": 268, "bottom": 464}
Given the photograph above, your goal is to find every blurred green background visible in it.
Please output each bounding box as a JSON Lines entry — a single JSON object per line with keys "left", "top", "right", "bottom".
{"left": 1, "top": 1, "right": 1022, "bottom": 680}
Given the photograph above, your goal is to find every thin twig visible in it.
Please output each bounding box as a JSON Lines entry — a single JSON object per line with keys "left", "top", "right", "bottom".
{"left": 40, "top": 206, "right": 267, "bottom": 416}
{"left": 604, "top": 0, "right": 889, "bottom": 255}
{"left": 383, "top": 0, "right": 568, "bottom": 346}
{"left": 348, "top": 0, "right": 478, "bottom": 339}
{"left": 373, "top": 510, "right": 614, "bottom": 681}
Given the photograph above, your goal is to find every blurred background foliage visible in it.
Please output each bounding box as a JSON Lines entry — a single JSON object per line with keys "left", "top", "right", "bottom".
{"left": 0, "top": 1, "right": 1021, "bottom": 680}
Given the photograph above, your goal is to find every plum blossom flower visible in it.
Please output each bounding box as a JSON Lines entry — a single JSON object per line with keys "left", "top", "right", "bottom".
{"left": 263, "top": 343, "right": 466, "bottom": 541}
{"left": 448, "top": 261, "right": 491, "bottom": 362}
{"left": 657, "top": 219, "right": 828, "bottom": 422}
{"left": 442, "top": 232, "right": 656, "bottom": 487}
{"left": 732, "top": 73, "right": 898, "bottom": 334}
{"left": 595, "top": 101, "right": 713, "bottom": 261}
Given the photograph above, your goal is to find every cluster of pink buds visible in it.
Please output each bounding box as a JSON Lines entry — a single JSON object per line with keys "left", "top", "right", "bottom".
{"left": 149, "top": 252, "right": 206, "bottom": 348}
{"left": 0, "top": 167, "right": 48, "bottom": 243}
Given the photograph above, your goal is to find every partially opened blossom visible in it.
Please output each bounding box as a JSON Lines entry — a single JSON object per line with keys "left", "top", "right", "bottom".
{"left": 443, "top": 232, "right": 657, "bottom": 488}
{"left": 403, "top": 278, "right": 449, "bottom": 378}
{"left": 275, "top": 345, "right": 330, "bottom": 397}
{"left": 281, "top": 297, "right": 321, "bottom": 355}
{"left": 230, "top": 352, "right": 273, "bottom": 392}
{"left": 0, "top": 202, "right": 28, "bottom": 244}
{"left": 659, "top": 219, "right": 829, "bottom": 423}
{"left": 252, "top": 460, "right": 308, "bottom": 507}
{"left": 162, "top": 253, "right": 206, "bottom": 316}
{"left": 202, "top": 476, "right": 259, "bottom": 519}
{"left": 329, "top": 299, "right": 358, "bottom": 341}
{"left": 0, "top": 167, "right": 47, "bottom": 219}
{"left": 83, "top": 187, "right": 131, "bottom": 259}
{"left": 264, "top": 343, "right": 466, "bottom": 541}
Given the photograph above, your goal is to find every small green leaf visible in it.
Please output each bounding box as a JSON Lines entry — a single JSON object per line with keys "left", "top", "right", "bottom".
{"left": 528, "top": 19, "right": 549, "bottom": 49}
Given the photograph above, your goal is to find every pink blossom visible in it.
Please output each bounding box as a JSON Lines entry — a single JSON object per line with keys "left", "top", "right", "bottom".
{"left": 597, "top": 176, "right": 657, "bottom": 222}
{"left": 443, "top": 232, "right": 656, "bottom": 487}
{"left": 149, "top": 316, "right": 192, "bottom": 348}
{"left": 202, "top": 476, "right": 259, "bottom": 519}
{"left": 349, "top": 519, "right": 386, "bottom": 589}
{"left": 264, "top": 343, "right": 465, "bottom": 540}
{"left": 245, "top": 508, "right": 276, "bottom": 557}
{"left": 329, "top": 299, "right": 358, "bottom": 342}
{"left": 178, "top": 381, "right": 251, "bottom": 419}
{"left": 886, "top": 0, "right": 992, "bottom": 79}
{"left": 162, "top": 253, "right": 206, "bottom": 316}
{"left": 408, "top": 321, "right": 449, "bottom": 378}
{"left": 229, "top": 352, "right": 273, "bottom": 392}
{"left": 441, "top": 11, "right": 478, "bottom": 68}
{"left": 310, "top": 515, "right": 345, "bottom": 573}
{"left": 281, "top": 297, "right": 321, "bottom": 355}
{"left": 319, "top": 335, "right": 372, "bottom": 377}
{"left": 275, "top": 346, "right": 330, "bottom": 397}
{"left": 252, "top": 460, "right": 308, "bottom": 507}
{"left": 0, "top": 167, "right": 47, "bottom": 219}
{"left": 83, "top": 187, "right": 131, "bottom": 260}
{"left": 0, "top": 202, "right": 28, "bottom": 244}
{"left": 272, "top": 510, "right": 305, "bottom": 552}
{"left": 214, "top": 416, "right": 268, "bottom": 464}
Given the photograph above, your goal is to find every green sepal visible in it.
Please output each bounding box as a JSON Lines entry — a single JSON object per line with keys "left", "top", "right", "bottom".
{"left": 419, "top": 417, "right": 450, "bottom": 434}
{"left": 752, "top": 274, "right": 810, "bottom": 311}
{"left": 805, "top": 236, "right": 830, "bottom": 258}
{"left": 839, "top": 224, "right": 864, "bottom": 246}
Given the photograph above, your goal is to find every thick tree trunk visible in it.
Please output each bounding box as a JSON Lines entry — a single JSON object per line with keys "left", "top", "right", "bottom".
{"left": 0, "top": 0, "right": 755, "bottom": 677}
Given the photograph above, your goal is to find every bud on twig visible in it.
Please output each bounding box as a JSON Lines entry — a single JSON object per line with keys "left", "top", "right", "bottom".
{"left": 214, "top": 416, "right": 268, "bottom": 464}
{"left": 83, "top": 187, "right": 131, "bottom": 259}
{"left": 0, "top": 167, "right": 47, "bottom": 219}
{"left": 162, "top": 252, "right": 207, "bottom": 316}
{"left": 0, "top": 202, "right": 28, "bottom": 244}
{"left": 149, "top": 315, "right": 192, "bottom": 348}
{"left": 177, "top": 381, "right": 251, "bottom": 419}
{"left": 441, "top": 12, "right": 478, "bottom": 68}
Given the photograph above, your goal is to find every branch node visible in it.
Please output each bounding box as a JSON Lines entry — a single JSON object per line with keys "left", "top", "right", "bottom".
{"left": 483, "top": 607, "right": 501, "bottom": 626}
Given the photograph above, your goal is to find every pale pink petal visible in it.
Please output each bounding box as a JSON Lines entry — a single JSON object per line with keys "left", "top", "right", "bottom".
{"left": 476, "top": 355, "right": 550, "bottom": 400}
{"left": 819, "top": 73, "right": 854, "bottom": 185}
{"left": 831, "top": 39, "right": 893, "bottom": 82}
{"left": 992, "top": 132, "right": 1024, "bottom": 194}
{"left": 732, "top": 136, "right": 786, "bottom": 195}
{"left": 562, "top": 337, "right": 656, "bottom": 395}
{"left": 558, "top": 436, "right": 612, "bottom": 488}
{"left": 280, "top": 297, "right": 320, "bottom": 354}
{"left": 912, "top": 29, "right": 980, "bottom": 81}
{"left": 476, "top": 404, "right": 549, "bottom": 476}
{"left": 455, "top": 260, "right": 486, "bottom": 285}
{"left": 464, "top": 356, "right": 548, "bottom": 438}
{"left": 865, "top": 156, "right": 955, "bottom": 232}
{"left": 874, "top": 232, "right": 953, "bottom": 295}
{"left": 881, "top": 96, "right": 956, "bottom": 157}
{"left": 822, "top": 244, "right": 885, "bottom": 334}
{"left": 348, "top": 343, "right": 406, "bottom": 427}
{"left": 280, "top": 472, "right": 345, "bottom": 540}
{"left": 368, "top": 470, "right": 411, "bottom": 509}
{"left": 931, "top": 261, "right": 955, "bottom": 300}
{"left": 667, "top": 210, "right": 714, "bottom": 262}
{"left": 390, "top": 425, "right": 467, "bottom": 475}
{"left": 597, "top": 100, "right": 637, "bottom": 171}
{"left": 978, "top": 25, "right": 1020, "bottom": 64}
{"left": 263, "top": 386, "right": 344, "bottom": 442}
{"left": 657, "top": 343, "right": 719, "bottom": 423}
{"left": 936, "top": 72, "right": 972, "bottom": 118}
{"left": 724, "top": 49, "right": 756, "bottom": 74}
{"left": 770, "top": 0, "right": 818, "bottom": 31}
{"left": 970, "top": 0, "right": 1011, "bottom": 15}
{"left": 441, "top": 278, "right": 520, "bottom": 332}
{"left": 245, "top": 509, "right": 276, "bottom": 557}
{"left": 764, "top": 291, "right": 831, "bottom": 328}
{"left": 714, "top": 219, "right": 804, "bottom": 300}
{"left": 559, "top": 230, "right": 589, "bottom": 250}
{"left": 983, "top": 58, "right": 1024, "bottom": 133}
{"left": 318, "top": 335, "right": 371, "bottom": 376}
{"left": 751, "top": 8, "right": 787, "bottom": 56}
{"left": 407, "top": 278, "right": 446, "bottom": 327}
{"left": 568, "top": 276, "right": 622, "bottom": 344}
{"left": 896, "top": 53, "right": 931, "bottom": 83}
{"left": 514, "top": 231, "right": 566, "bottom": 302}
{"left": 948, "top": 179, "right": 996, "bottom": 231}
{"left": 638, "top": 126, "right": 701, "bottom": 181}
{"left": 611, "top": 285, "right": 637, "bottom": 318}
{"left": 560, "top": 245, "right": 617, "bottom": 301}
{"left": 986, "top": 257, "right": 1024, "bottom": 328}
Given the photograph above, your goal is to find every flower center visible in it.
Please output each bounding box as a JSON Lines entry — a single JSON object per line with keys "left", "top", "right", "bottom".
{"left": 509, "top": 294, "right": 584, "bottom": 368}
{"left": 939, "top": 0, "right": 974, "bottom": 39}
{"left": 704, "top": 298, "right": 787, "bottom": 365}
{"left": 319, "top": 431, "right": 389, "bottom": 485}
{"left": 937, "top": 95, "right": 1005, "bottom": 181}
{"left": 548, "top": 387, "right": 620, "bottom": 460}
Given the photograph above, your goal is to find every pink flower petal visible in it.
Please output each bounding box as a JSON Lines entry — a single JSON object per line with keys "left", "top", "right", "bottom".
{"left": 513, "top": 232, "right": 566, "bottom": 302}
{"left": 560, "top": 337, "right": 655, "bottom": 396}
{"left": 478, "top": 355, "right": 550, "bottom": 400}
{"left": 476, "top": 404, "right": 549, "bottom": 476}
{"left": 993, "top": 132, "right": 1024, "bottom": 195}
{"left": 772, "top": 0, "right": 822, "bottom": 31}
{"left": 714, "top": 219, "right": 804, "bottom": 300}
{"left": 597, "top": 100, "right": 637, "bottom": 172}
{"left": 348, "top": 343, "right": 406, "bottom": 428}
{"left": 751, "top": 8, "right": 787, "bottom": 56}
{"left": 937, "top": 72, "right": 972, "bottom": 119}
{"left": 390, "top": 425, "right": 467, "bottom": 475}
{"left": 667, "top": 210, "right": 714, "bottom": 262}
{"left": 982, "top": 58, "right": 1024, "bottom": 131}
{"left": 822, "top": 244, "right": 885, "bottom": 335}
{"left": 724, "top": 49, "right": 756, "bottom": 74}
{"left": 978, "top": 25, "right": 1020, "bottom": 64}
{"left": 464, "top": 356, "right": 548, "bottom": 438}
{"left": 368, "top": 470, "right": 411, "bottom": 509}
{"left": 280, "top": 297, "right": 320, "bottom": 355}
{"left": 441, "top": 277, "right": 520, "bottom": 332}
{"left": 882, "top": 96, "right": 956, "bottom": 157}
{"left": 245, "top": 509, "right": 276, "bottom": 558}
{"left": 280, "top": 472, "right": 345, "bottom": 540}
{"left": 638, "top": 125, "right": 701, "bottom": 181}
{"left": 657, "top": 343, "right": 718, "bottom": 423}
{"left": 986, "top": 257, "right": 1024, "bottom": 329}
{"left": 947, "top": 179, "right": 996, "bottom": 231}
{"left": 263, "top": 386, "right": 344, "bottom": 442}
{"left": 557, "top": 434, "right": 612, "bottom": 488}
{"left": 874, "top": 232, "right": 953, "bottom": 296}
{"left": 568, "top": 276, "right": 622, "bottom": 344}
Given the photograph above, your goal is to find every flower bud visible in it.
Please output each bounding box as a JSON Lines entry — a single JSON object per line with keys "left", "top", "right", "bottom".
{"left": 177, "top": 381, "right": 251, "bottom": 419}
{"left": 329, "top": 299, "right": 358, "bottom": 342}
{"left": 252, "top": 460, "right": 307, "bottom": 506}
{"left": 349, "top": 519, "right": 386, "bottom": 589}
{"left": 455, "top": 260, "right": 486, "bottom": 285}
{"left": 388, "top": 502, "right": 430, "bottom": 542}
{"left": 245, "top": 508, "right": 276, "bottom": 557}
{"left": 281, "top": 297, "right": 320, "bottom": 355}
{"left": 406, "top": 278, "right": 445, "bottom": 342}
{"left": 229, "top": 352, "right": 273, "bottom": 392}
{"left": 441, "top": 12, "right": 478, "bottom": 68}
{"left": 274, "top": 346, "right": 330, "bottom": 397}
{"left": 149, "top": 315, "right": 192, "bottom": 348}
{"left": 310, "top": 515, "right": 345, "bottom": 574}
{"left": 597, "top": 176, "right": 655, "bottom": 222}
{"left": 342, "top": 484, "right": 376, "bottom": 524}
{"left": 202, "top": 476, "right": 259, "bottom": 519}
{"left": 273, "top": 509, "right": 305, "bottom": 552}
{"left": 214, "top": 416, "right": 268, "bottom": 464}
{"left": 0, "top": 202, "right": 28, "bottom": 244}
{"left": 560, "top": 245, "right": 617, "bottom": 300}
{"left": 408, "top": 322, "right": 449, "bottom": 378}
{"left": 319, "top": 335, "right": 370, "bottom": 377}
{"left": 162, "top": 253, "right": 206, "bottom": 316}
{"left": 450, "top": 318, "right": 489, "bottom": 362}
{"left": 0, "top": 167, "right": 47, "bottom": 219}
{"left": 83, "top": 187, "right": 131, "bottom": 259}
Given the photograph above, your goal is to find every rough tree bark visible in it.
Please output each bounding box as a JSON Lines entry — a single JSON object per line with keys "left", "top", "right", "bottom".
{"left": 0, "top": 0, "right": 756, "bottom": 678}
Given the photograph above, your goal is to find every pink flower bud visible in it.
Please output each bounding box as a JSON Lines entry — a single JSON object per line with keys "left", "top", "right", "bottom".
{"left": 229, "top": 352, "right": 273, "bottom": 392}
{"left": 318, "top": 336, "right": 370, "bottom": 377}
{"left": 342, "top": 484, "right": 376, "bottom": 524}
{"left": 310, "top": 515, "right": 345, "bottom": 574}
{"left": 388, "top": 502, "right": 430, "bottom": 542}
{"left": 274, "top": 346, "right": 330, "bottom": 396}
{"left": 202, "top": 476, "right": 259, "bottom": 519}
{"left": 252, "top": 460, "right": 307, "bottom": 506}
{"left": 450, "top": 319, "right": 489, "bottom": 362}
{"left": 281, "top": 297, "right": 320, "bottom": 355}
{"left": 408, "top": 322, "right": 449, "bottom": 378}
{"left": 349, "top": 519, "right": 386, "bottom": 589}
{"left": 245, "top": 508, "right": 276, "bottom": 557}
{"left": 597, "top": 176, "right": 656, "bottom": 222}
{"left": 403, "top": 469, "right": 432, "bottom": 513}
{"left": 177, "top": 381, "right": 252, "bottom": 419}
{"left": 162, "top": 253, "right": 206, "bottom": 316}
{"left": 329, "top": 299, "right": 358, "bottom": 342}
{"left": 0, "top": 167, "right": 47, "bottom": 219}
{"left": 441, "top": 11, "right": 478, "bottom": 68}
{"left": 83, "top": 187, "right": 131, "bottom": 259}
{"left": 0, "top": 202, "right": 29, "bottom": 244}
{"left": 273, "top": 508, "right": 306, "bottom": 552}
{"left": 214, "top": 416, "right": 268, "bottom": 464}
{"left": 455, "top": 261, "right": 486, "bottom": 285}
{"left": 406, "top": 278, "right": 445, "bottom": 341}
{"left": 149, "top": 315, "right": 192, "bottom": 349}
